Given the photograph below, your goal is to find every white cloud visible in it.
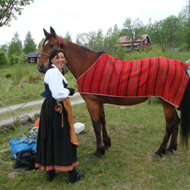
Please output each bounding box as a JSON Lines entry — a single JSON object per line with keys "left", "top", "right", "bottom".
{"left": 0, "top": 0, "right": 186, "bottom": 46}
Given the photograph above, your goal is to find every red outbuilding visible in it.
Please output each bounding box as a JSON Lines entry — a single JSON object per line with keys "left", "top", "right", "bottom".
{"left": 27, "top": 49, "right": 41, "bottom": 64}
{"left": 114, "top": 34, "right": 152, "bottom": 53}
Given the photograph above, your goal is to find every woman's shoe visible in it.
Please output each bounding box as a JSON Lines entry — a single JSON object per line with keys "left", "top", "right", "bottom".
{"left": 46, "top": 170, "right": 55, "bottom": 181}
{"left": 66, "top": 172, "right": 84, "bottom": 184}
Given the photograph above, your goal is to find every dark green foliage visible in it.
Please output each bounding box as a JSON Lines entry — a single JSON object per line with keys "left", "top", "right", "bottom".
{"left": 0, "top": 44, "right": 8, "bottom": 54}
{"left": 12, "top": 64, "right": 25, "bottom": 85}
{"left": 20, "top": 54, "right": 28, "bottom": 64}
{"left": 115, "top": 46, "right": 127, "bottom": 60}
{"left": 9, "top": 55, "right": 19, "bottom": 65}
{"left": 8, "top": 32, "right": 22, "bottom": 57}
{"left": 23, "top": 31, "right": 36, "bottom": 54}
{"left": 5, "top": 73, "right": 12, "bottom": 78}
{"left": 64, "top": 31, "right": 72, "bottom": 42}
{"left": 0, "top": 51, "right": 8, "bottom": 66}
{"left": 38, "top": 38, "right": 45, "bottom": 51}
{"left": 0, "top": 0, "right": 34, "bottom": 27}
{"left": 104, "top": 25, "right": 120, "bottom": 56}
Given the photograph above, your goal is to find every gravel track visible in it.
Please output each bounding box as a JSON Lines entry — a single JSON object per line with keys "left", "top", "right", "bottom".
{"left": 0, "top": 93, "right": 84, "bottom": 126}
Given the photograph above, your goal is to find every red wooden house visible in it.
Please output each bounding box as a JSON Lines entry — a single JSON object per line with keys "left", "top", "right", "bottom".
{"left": 27, "top": 49, "right": 41, "bottom": 64}
{"left": 114, "top": 34, "right": 152, "bottom": 53}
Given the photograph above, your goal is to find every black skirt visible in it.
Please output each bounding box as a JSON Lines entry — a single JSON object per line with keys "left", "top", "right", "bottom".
{"left": 35, "top": 97, "right": 78, "bottom": 171}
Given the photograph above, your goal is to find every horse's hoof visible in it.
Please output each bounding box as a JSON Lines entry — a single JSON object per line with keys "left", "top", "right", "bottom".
{"left": 153, "top": 154, "right": 162, "bottom": 159}
{"left": 165, "top": 151, "right": 173, "bottom": 156}
{"left": 91, "top": 155, "right": 98, "bottom": 159}
{"left": 91, "top": 154, "right": 101, "bottom": 159}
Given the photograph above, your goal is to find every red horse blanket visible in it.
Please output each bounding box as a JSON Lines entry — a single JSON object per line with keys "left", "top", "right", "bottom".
{"left": 77, "top": 53, "right": 189, "bottom": 107}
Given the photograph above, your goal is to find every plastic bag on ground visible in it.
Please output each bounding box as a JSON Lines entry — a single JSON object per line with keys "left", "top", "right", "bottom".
{"left": 14, "top": 150, "right": 36, "bottom": 171}
{"left": 9, "top": 132, "right": 38, "bottom": 159}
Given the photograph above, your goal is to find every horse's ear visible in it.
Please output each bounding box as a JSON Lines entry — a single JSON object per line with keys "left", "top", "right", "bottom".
{"left": 50, "top": 27, "right": 56, "bottom": 37}
{"left": 43, "top": 28, "right": 49, "bottom": 37}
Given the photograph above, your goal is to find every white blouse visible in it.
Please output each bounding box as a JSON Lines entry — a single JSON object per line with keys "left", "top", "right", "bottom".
{"left": 44, "top": 64, "right": 70, "bottom": 101}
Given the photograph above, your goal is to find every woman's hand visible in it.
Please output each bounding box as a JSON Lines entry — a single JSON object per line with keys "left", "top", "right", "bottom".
{"left": 67, "top": 88, "right": 75, "bottom": 96}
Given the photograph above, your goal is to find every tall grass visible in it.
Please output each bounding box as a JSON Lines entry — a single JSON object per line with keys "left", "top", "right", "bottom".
{"left": 0, "top": 64, "right": 77, "bottom": 108}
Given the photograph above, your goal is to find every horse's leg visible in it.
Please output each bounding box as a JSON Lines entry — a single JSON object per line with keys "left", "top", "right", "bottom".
{"left": 165, "top": 110, "right": 180, "bottom": 155}
{"left": 83, "top": 95, "right": 105, "bottom": 158}
{"left": 99, "top": 103, "right": 111, "bottom": 149}
{"left": 154, "top": 99, "right": 176, "bottom": 157}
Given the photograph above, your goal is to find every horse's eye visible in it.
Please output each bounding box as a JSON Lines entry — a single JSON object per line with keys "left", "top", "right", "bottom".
{"left": 50, "top": 44, "right": 54, "bottom": 47}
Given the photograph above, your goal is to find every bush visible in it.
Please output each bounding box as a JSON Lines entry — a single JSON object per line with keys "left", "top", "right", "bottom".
{"left": 9, "top": 55, "right": 19, "bottom": 65}
{"left": 0, "top": 51, "right": 8, "bottom": 66}
{"left": 115, "top": 46, "right": 127, "bottom": 60}
{"left": 12, "top": 64, "right": 24, "bottom": 85}
{"left": 5, "top": 73, "right": 12, "bottom": 78}
{"left": 20, "top": 54, "right": 28, "bottom": 64}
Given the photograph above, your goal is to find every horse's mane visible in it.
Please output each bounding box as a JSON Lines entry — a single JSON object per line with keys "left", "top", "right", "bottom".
{"left": 43, "top": 34, "right": 52, "bottom": 45}
{"left": 77, "top": 44, "right": 104, "bottom": 55}
{"left": 59, "top": 36, "right": 104, "bottom": 55}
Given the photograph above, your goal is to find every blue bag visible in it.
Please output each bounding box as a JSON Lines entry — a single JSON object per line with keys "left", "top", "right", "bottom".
{"left": 9, "top": 132, "right": 38, "bottom": 159}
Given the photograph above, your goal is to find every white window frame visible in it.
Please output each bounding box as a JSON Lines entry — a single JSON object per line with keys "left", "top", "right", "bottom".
{"left": 144, "top": 38, "right": 147, "bottom": 44}
{"left": 30, "top": 58, "right": 35, "bottom": 63}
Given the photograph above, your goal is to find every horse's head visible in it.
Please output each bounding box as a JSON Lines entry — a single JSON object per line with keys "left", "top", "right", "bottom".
{"left": 38, "top": 27, "right": 63, "bottom": 73}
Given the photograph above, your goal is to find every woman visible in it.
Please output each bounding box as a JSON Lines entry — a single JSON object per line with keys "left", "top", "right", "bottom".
{"left": 35, "top": 48, "right": 84, "bottom": 183}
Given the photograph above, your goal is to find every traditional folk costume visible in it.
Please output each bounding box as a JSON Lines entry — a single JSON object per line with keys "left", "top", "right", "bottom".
{"left": 35, "top": 65, "right": 79, "bottom": 173}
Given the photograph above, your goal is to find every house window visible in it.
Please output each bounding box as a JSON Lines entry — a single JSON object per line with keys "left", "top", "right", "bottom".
{"left": 144, "top": 38, "right": 147, "bottom": 44}
{"left": 30, "top": 58, "right": 35, "bottom": 63}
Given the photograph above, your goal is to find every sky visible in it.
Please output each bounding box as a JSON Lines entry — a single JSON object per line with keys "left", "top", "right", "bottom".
{"left": 0, "top": 0, "right": 187, "bottom": 47}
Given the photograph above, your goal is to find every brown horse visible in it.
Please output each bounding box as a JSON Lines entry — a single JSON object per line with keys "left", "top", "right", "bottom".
{"left": 38, "top": 27, "right": 190, "bottom": 158}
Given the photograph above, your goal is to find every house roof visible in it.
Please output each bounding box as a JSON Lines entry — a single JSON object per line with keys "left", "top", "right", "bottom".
{"left": 27, "top": 51, "right": 42, "bottom": 58}
{"left": 115, "top": 42, "right": 141, "bottom": 46}
{"left": 117, "top": 34, "right": 152, "bottom": 44}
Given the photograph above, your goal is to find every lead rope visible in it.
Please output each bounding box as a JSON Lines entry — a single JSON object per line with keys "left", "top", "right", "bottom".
{"left": 1, "top": 37, "right": 64, "bottom": 123}
{"left": 41, "top": 52, "right": 49, "bottom": 57}
{"left": 0, "top": 82, "right": 44, "bottom": 124}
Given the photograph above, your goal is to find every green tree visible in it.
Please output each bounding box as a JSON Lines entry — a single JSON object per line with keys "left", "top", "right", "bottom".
{"left": 0, "top": 0, "right": 34, "bottom": 27}
{"left": 115, "top": 46, "right": 126, "bottom": 60}
{"left": 162, "top": 15, "right": 182, "bottom": 49}
{"left": 76, "top": 31, "right": 97, "bottom": 49}
{"left": 184, "top": 20, "right": 190, "bottom": 49}
{"left": 149, "top": 20, "right": 165, "bottom": 46}
{"left": 64, "top": 31, "right": 72, "bottom": 42}
{"left": 0, "top": 51, "right": 8, "bottom": 66}
{"left": 38, "top": 38, "right": 45, "bottom": 51}
{"left": 8, "top": 32, "right": 22, "bottom": 57}
{"left": 93, "top": 29, "right": 104, "bottom": 51}
{"left": 121, "top": 17, "right": 144, "bottom": 52}
{"left": 113, "top": 24, "right": 119, "bottom": 34}
{"left": 179, "top": 2, "right": 190, "bottom": 49}
{"left": 104, "top": 26, "right": 120, "bottom": 55}
{"left": 0, "top": 43, "right": 9, "bottom": 54}
{"left": 23, "top": 31, "right": 36, "bottom": 54}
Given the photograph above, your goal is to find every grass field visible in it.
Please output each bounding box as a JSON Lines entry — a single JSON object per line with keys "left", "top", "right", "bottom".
{"left": 0, "top": 53, "right": 190, "bottom": 189}
{"left": 0, "top": 99, "right": 189, "bottom": 190}
{"left": 0, "top": 64, "right": 77, "bottom": 108}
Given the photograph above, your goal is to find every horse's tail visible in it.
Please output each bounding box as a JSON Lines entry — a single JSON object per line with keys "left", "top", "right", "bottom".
{"left": 180, "top": 79, "right": 190, "bottom": 147}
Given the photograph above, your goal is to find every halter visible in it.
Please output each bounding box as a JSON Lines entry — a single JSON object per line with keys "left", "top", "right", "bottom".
{"left": 41, "top": 38, "right": 65, "bottom": 57}
{"left": 41, "top": 52, "right": 49, "bottom": 57}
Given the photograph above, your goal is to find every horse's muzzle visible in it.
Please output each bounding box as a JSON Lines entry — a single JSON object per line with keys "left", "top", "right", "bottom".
{"left": 37, "top": 64, "right": 47, "bottom": 73}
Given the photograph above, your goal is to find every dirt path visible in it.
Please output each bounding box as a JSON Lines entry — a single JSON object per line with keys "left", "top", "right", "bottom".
{"left": 0, "top": 93, "right": 84, "bottom": 126}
